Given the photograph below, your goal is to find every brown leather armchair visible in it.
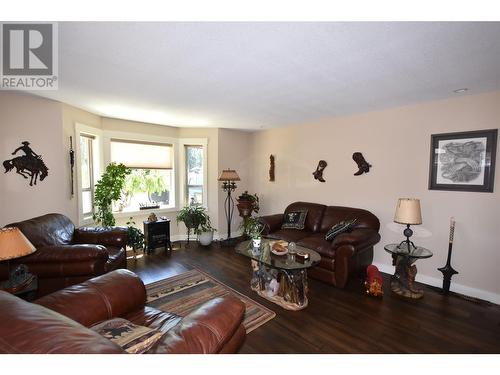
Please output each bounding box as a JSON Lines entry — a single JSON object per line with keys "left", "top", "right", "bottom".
{"left": 0, "top": 269, "right": 246, "bottom": 354}
{"left": 259, "top": 202, "right": 381, "bottom": 288}
{"left": 0, "top": 213, "right": 127, "bottom": 297}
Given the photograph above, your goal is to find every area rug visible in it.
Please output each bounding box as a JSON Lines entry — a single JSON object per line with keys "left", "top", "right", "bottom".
{"left": 145, "top": 268, "right": 276, "bottom": 333}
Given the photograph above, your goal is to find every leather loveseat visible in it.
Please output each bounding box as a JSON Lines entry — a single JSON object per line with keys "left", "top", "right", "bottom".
{"left": 0, "top": 269, "right": 246, "bottom": 353}
{"left": 259, "top": 202, "right": 381, "bottom": 288}
{"left": 0, "top": 213, "right": 127, "bottom": 297}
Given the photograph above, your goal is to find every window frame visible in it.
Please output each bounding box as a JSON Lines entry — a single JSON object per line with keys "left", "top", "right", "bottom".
{"left": 75, "top": 123, "right": 103, "bottom": 226}
{"left": 179, "top": 138, "right": 208, "bottom": 208}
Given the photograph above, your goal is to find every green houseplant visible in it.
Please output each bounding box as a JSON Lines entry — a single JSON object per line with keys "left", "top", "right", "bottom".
{"left": 126, "top": 217, "right": 145, "bottom": 257}
{"left": 93, "top": 163, "right": 131, "bottom": 227}
{"left": 239, "top": 216, "right": 264, "bottom": 241}
{"left": 176, "top": 204, "right": 210, "bottom": 245}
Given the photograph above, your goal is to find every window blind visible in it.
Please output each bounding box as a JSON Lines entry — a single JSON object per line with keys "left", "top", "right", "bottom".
{"left": 110, "top": 139, "right": 173, "bottom": 169}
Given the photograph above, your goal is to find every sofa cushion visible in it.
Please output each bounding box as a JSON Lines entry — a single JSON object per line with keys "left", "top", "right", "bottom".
{"left": 123, "top": 306, "right": 182, "bottom": 333}
{"left": 266, "top": 229, "right": 312, "bottom": 243}
{"left": 91, "top": 317, "right": 164, "bottom": 354}
{"left": 281, "top": 210, "right": 308, "bottom": 230}
{"left": 284, "top": 202, "right": 326, "bottom": 233}
{"left": 298, "top": 233, "right": 336, "bottom": 258}
{"left": 320, "top": 206, "right": 380, "bottom": 232}
{"left": 325, "top": 219, "right": 357, "bottom": 241}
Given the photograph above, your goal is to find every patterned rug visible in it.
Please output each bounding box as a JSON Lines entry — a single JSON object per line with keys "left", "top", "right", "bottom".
{"left": 145, "top": 268, "right": 276, "bottom": 333}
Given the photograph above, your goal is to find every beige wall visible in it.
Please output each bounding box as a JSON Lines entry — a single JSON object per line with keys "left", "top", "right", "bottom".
{"left": 0, "top": 93, "right": 71, "bottom": 225}
{"left": 218, "top": 129, "right": 253, "bottom": 238}
{"left": 249, "top": 91, "right": 500, "bottom": 302}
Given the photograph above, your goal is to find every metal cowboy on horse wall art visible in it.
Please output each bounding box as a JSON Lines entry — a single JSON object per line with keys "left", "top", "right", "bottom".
{"left": 3, "top": 141, "right": 49, "bottom": 186}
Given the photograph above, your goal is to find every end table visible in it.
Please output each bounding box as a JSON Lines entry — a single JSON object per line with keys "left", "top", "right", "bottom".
{"left": 0, "top": 275, "right": 38, "bottom": 301}
{"left": 384, "top": 243, "right": 433, "bottom": 299}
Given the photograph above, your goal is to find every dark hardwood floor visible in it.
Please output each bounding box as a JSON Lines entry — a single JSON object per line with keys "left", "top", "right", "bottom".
{"left": 127, "top": 241, "right": 500, "bottom": 354}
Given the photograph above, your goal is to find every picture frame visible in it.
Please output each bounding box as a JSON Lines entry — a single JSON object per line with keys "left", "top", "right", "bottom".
{"left": 428, "top": 129, "right": 498, "bottom": 192}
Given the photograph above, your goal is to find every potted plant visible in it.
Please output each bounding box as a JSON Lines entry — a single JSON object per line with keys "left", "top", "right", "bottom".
{"left": 93, "top": 163, "right": 131, "bottom": 227}
{"left": 196, "top": 217, "right": 217, "bottom": 246}
{"left": 176, "top": 204, "right": 210, "bottom": 245}
{"left": 240, "top": 216, "right": 264, "bottom": 247}
{"left": 236, "top": 191, "right": 259, "bottom": 218}
{"left": 126, "top": 217, "right": 145, "bottom": 258}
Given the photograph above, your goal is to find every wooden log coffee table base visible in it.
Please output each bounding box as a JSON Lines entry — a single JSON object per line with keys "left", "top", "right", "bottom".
{"left": 249, "top": 260, "right": 309, "bottom": 311}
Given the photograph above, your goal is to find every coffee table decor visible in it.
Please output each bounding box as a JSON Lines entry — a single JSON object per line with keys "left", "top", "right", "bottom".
{"left": 236, "top": 238, "right": 321, "bottom": 311}
{"left": 145, "top": 268, "right": 275, "bottom": 333}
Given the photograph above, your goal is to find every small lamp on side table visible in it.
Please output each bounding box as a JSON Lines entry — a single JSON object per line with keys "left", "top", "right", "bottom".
{"left": 0, "top": 227, "right": 36, "bottom": 292}
{"left": 394, "top": 198, "right": 422, "bottom": 251}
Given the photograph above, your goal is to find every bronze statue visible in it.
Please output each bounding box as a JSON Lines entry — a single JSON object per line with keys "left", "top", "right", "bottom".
{"left": 352, "top": 152, "right": 371, "bottom": 175}
{"left": 269, "top": 155, "right": 275, "bottom": 182}
{"left": 313, "top": 160, "right": 327, "bottom": 182}
{"left": 4, "top": 141, "right": 49, "bottom": 186}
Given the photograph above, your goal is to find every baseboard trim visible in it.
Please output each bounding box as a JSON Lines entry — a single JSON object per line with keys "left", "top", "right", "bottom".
{"left": 372, "top": 262, "right": 500, "bottom": 305}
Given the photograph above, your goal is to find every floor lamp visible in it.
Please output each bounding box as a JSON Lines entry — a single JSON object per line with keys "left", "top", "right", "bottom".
{"left": 218, "top": 169, "right": 240, "bottom": 246}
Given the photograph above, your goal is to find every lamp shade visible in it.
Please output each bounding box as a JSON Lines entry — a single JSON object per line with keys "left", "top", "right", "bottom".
{"left": 218, "top": 169, "right": 240, "bottom": 181}
{"left": 0, "top": 227, "right": 36, "bottom": 261}
{"left": 394, "top": 198, "right": 422, "bottom": 225}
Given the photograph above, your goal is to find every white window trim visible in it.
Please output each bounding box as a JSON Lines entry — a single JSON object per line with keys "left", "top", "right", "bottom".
{"left": 75, "top": 123, "right": 103, "bottom": 226}
{"left": 179, "top": 138, "right": 208, "bottom": 209}
{"left": 102, "top": 130, "right": 179, "bottom": 217}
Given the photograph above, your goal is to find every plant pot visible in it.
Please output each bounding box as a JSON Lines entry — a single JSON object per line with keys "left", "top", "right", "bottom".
{"left": 198, "top": 231, "right": 214, "bottom": 246}
{"left": 252, "top": 237, "right": 262, "bottom": 248}
{"left": 236, "top": 200, "right": 256, "bottom": 218}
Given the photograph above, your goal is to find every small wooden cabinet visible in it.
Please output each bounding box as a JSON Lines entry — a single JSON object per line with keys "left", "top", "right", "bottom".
{"left": 143, "top": 219, "right": 173, "bottom": 256}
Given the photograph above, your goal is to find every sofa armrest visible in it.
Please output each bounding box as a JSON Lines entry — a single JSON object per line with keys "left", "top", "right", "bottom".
{"left": 0, "top": 291, "right": 124, "bottom": 354}
{"left": 148, "top": 296, "right": 245, "bottom": 354}
{"left": 74, "top": 226, "right": 128, "bottom": 248}
{"left": 35, "top": 269, "right": 146, "bottom": 328}
{"left": 331, "top": 228, "right": 381, "bottom": 250}
{"left": 259, "top": 214, "right": 284, "bottom": 235}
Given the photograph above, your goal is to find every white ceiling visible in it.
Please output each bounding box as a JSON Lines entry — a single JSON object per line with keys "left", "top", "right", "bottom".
{"left": 36, "top": 22, "right": 500, "bottom": 130}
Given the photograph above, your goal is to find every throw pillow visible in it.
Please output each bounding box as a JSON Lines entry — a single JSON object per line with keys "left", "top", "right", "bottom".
{"left": 91, "top": 318, "right": 164, "bottom": 354}
{"left": 325, "top": 219, "right": 357, "bottom": 241}
{"left": 281, "top": 210, "right": 308, "bottom": 230}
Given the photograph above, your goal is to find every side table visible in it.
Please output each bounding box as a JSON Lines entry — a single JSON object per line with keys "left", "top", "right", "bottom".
{"left": 0, "top": 275, "right": 38, "bottom": 301}
{"left": 143, "top": 219, "right": 173, "bottom": 256}
{"left": 384, "top": 243, "right": 433, "bottom": 299}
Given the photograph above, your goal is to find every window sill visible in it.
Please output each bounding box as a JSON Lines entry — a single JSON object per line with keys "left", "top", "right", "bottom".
{"left": 112, "top": 206, "right": 178, "bottom": 219}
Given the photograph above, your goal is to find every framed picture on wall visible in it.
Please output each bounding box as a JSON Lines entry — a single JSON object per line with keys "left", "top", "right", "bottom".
{"left": 428, "top": 129, "right": 498, "bottom": 192}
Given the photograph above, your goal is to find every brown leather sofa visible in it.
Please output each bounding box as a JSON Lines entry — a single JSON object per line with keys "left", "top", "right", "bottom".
{"left": 0, "top": 213, "right": 127, "bottom": 297}
{"left": 0, "top": 269, "right": 246, "bottom": 354}
{"left": 259, "top": 202, "right": 380, "bottom": 288}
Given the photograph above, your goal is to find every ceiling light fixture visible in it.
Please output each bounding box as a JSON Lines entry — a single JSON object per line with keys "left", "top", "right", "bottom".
{"left": 453, "top": 88, "right": 468, "bottom": 93}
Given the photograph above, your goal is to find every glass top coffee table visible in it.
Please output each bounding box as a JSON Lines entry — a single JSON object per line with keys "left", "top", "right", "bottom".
{"left": 235, "top": 238, "right": 321, "bottom": 310}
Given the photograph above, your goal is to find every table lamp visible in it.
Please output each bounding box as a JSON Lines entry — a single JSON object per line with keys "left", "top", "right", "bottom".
{"left": 218, "top": 169, "right": 240, "bottom": 245}
{"left": 394, "top": 198, "right": 422, "bottom": 251}
{"left": 0, "top": 227, "right": 36, "bottom": 291}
